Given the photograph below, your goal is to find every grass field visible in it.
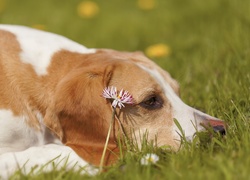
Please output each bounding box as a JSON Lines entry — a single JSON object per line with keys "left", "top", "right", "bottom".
{"left": 1, "top": 0, "right": 250, "bottom": 179}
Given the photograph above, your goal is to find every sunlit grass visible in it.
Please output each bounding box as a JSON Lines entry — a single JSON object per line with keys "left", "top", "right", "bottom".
{"left": 1, "top": 0, "right": 250, "bottom": 179}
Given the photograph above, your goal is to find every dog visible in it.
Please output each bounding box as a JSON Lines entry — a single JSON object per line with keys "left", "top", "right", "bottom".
{"left": 0, "top": 25, "right": 225, "bottom": 178}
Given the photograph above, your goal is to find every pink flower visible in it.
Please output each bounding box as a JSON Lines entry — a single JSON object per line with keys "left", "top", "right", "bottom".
{"left": 102, "top": 86, "right": 134, "bottom": 109}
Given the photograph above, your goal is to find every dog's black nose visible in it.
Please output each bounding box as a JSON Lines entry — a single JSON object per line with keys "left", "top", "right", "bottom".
{"left": 213, "top": 125, "right": 226, "bottom": 135}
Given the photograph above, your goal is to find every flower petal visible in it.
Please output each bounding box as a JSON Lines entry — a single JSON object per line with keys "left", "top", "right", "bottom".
{"left": 112, "top": 99, "right": 119, "bottom": 108}
{"left": 102, "top": 86, "right": 134, "bottom": 108}
{"left": 140, "top": 153, "right": 159, "bottom": 165}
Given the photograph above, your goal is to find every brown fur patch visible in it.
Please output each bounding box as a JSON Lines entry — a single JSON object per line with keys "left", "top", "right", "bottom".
{"left": 0, "top": 30, "right": 44, "bottom": 130}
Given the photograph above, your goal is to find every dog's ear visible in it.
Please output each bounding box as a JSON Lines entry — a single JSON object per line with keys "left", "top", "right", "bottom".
{"left": 44, "top": 64, "right": 120, "bottom": 165}
{"left": 44, "top": 106, "right": 63, "bottom": 140}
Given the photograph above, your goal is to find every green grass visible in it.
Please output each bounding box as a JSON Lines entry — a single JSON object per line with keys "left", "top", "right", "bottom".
{"left": 1, "top": 0, "right": 250, "bottom": 179}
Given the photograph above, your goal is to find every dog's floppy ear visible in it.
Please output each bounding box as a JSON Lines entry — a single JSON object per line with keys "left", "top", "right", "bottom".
{"left": 44, "top": 64, "right": 120, "bottom": 165}
{"left": 44, "top": 106, "right": 63, "bottom": 140}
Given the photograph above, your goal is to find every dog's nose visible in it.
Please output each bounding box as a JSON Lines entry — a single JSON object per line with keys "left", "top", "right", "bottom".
{"left": 194, "top": 112, "right": 226, "bottom": 135}
{"left": 207, "top": 119, "right": 226, "bottom": 135}
{"left": 212, "top": 125, "right": 226, "bottom": 135}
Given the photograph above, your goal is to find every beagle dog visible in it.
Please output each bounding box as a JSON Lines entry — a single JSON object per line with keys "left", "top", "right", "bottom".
{"left": 0, "top": 25, "right": 225, "bottom": 178}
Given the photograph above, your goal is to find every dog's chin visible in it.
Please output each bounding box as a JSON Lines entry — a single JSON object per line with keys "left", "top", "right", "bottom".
{"left": 185, "top": 136, "right": 194, "bottom": 142}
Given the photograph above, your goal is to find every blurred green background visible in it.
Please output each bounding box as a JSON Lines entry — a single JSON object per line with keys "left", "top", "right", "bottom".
{"left": 0, "top": 0, "right": 249, "bottom": 121}
{"left": 1, "top": 0, "right": 250, "bottom": 179}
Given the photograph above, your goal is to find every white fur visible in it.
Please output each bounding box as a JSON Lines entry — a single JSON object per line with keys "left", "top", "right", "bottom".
{"left": 0, "top": 109, "right": 62, "bottom": 153}
{"left": 0, "top": 109, "right": 47, "bottom": 154}
{"left": 0, "top": 109, "right": 82, "bottom": 179}
{"left": 0, "top": 25, "right": 96, "bottom": 75}
{"left": 0, "top": 144, "right": 98, "bottom": 179}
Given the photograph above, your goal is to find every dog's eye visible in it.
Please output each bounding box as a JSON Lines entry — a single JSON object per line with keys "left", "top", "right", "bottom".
{"left": 140, "top": 96, "right": 162, "bottom": 110}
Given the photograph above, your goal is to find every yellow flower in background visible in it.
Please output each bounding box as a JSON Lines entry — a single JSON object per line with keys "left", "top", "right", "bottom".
{"left": 77, "top": 1, "right": 99, "bottom": 19}
{"left": 137, "top": 0, "right": 157, "bottom": 10}
{"left": 31, "top": 24, "right": 46, "bottom": 30}
{"left": 0, "top": 0, "right": 6, "bottom": 13}
{"left": 145, "top": 43, "right": 171, "bottom": 58}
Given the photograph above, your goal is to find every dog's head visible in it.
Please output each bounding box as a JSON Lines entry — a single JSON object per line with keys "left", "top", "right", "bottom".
{"left": 44, "top": 49, "right": 225, "bottom": 165}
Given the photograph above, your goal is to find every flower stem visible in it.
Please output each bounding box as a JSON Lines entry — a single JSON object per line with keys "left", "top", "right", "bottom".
{"left": 99, "top": 107, "right": 116, "bottom": 173}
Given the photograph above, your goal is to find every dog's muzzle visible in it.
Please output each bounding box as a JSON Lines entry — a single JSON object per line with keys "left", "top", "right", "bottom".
{"left": 194, "top": 112, "right": 226, "bottom": 135}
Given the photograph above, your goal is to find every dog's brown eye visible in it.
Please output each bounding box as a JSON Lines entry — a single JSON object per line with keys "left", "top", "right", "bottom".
{"left": 140, "top": 96, "right": 162, "bottom": 110}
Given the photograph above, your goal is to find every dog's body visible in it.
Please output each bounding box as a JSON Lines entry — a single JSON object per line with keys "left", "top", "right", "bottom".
{"left": 0, "top": 25, "right": 224, "bottom": 178}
